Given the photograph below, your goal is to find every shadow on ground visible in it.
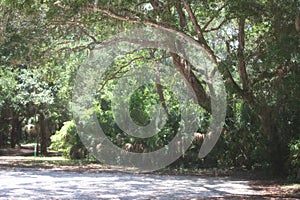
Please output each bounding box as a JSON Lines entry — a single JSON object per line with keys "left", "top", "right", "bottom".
{"left": 0, "top": 168, "right": 259, "bottom": 199}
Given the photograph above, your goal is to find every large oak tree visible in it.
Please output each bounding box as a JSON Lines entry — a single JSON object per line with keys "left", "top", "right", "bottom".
{"left": 1, "top": 0, "right": 299, "bottom": 173}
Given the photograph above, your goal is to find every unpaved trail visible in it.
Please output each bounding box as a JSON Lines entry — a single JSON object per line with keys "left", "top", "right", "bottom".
{"left": 0, "top": 168, "right": 260, "bottom": 199}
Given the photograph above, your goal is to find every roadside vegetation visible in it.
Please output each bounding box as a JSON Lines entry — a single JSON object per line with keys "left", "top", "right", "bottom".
{"left": 0, "top": 0, "right": 299, "bottom": 184}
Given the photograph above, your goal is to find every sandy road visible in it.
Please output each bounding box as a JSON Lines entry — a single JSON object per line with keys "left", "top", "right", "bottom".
{"left": 0, "top": 168, "right": 260, "bottom": 199}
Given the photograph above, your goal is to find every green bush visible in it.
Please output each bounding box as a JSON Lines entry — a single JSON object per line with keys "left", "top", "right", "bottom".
{"left": 50, "top": 120, "right": 87, "bottom": 159}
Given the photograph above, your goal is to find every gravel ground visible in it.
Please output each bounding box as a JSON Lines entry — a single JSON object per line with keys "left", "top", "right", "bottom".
{"left": 0, "top": 168, "right": 260, "bottom": 199}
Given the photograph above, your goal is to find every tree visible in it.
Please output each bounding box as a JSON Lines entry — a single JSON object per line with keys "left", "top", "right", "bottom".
{"left": 0, "top": 67, "right": 18, "bottom": 148}
{"left": 0, "top": 1, "right": 87, "bottom": 153}
{"left": 45, "top": 0, "right": 298, "bottom": 174}
{"left": 1, "top": 0, "right": 299, "bottom": 174}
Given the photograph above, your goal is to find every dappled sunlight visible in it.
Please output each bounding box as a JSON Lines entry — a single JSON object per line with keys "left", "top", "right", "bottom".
{"left": 0, "top": 169, "right": 259, "bottom": 199}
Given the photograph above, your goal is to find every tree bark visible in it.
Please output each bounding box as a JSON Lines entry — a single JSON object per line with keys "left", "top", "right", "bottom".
{"left": 237, "top": 17, "right": 249, "bottom": 92}
{"left": 38, "top": 111, "right": 47, "bottom": 155}
{"left": 10, "top": 112, "right": 20, "bottom": 148}
{"left": 259, "top": 106, "right": 286, "bottom": 176}
{"left": 154, "top": 65, "right": 169, "bottom": 115}
{"left": 171, "top": 53, "right": 211, "bottom": 113}
{"left": 175, "top": 1, "right": 187, "bottom": 29}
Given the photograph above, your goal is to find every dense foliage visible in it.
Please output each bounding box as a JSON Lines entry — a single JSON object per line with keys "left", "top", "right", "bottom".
{"left": 0, "top": 0, "right": 299, "bottom": 178}
{"left": 50, "top": 120, "right": 87, "bottom": 159}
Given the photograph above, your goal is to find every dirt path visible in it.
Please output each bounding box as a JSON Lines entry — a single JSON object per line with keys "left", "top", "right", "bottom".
{"left": 0, "top": 168, "right": 260, "bottom": 199}
{"left": 0, "top": 156, "right": 299, "bottom": 199}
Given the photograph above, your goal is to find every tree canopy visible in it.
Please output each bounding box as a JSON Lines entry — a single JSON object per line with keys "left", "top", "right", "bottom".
{"left": 0, "top": 0, "right": 299, "bottom": 177}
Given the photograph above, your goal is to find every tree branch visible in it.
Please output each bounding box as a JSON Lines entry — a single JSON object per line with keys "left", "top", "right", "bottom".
{"left": 175, "top": 1, "right": 187, "bottom": 29}
{"left": 223, "top": 66, "right": 243, "bottom": 95}
{"left": 252, "top": 62, "right": 294, "bottom": 86}
{"left": 203, "top": 19, "right": 227, "bottom": 32}
{"left": 182, "top": 0, "right": 203, "bottom": 41}
{"left": 202, "top": 4, "right": 226, "bottom": 31}
{"left": 90, "top": 6, "right": 178, "bottom": 32}
{"left": 170, "top": 52, "right": 211, "bottom": 113}
{"left": 77, "top": 25, "right": 98, "bottom": 42}
{"left": 97, "top": 56, "right": 149, "bottom": 92}
{"left": 154, "top": 63, "right": 169, "bottom": 115}
{"left": 237, "top": 17, "right": 250, "bottom": 92}
{"left": 182, "top": 0, "right": 218, "bottom": 64}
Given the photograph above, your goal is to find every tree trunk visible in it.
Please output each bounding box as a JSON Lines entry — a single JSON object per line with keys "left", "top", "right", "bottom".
{"left": 259, "top": 106, "right": 286, "bottom": 176}
{"left": 10, "top": 112, "right": 19, "bottom": 148}
{"left": 16, "top": 119, "right": 23, "bottom": 145}
{"left": 38, "top": 111, "right": 47, "bottom": 155}
{"left": 0, "top": 115, "right": 3, "bottom": 147}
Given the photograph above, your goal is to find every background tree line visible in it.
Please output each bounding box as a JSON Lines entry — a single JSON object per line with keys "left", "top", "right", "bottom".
{"left": 0, "top": 0, "right": 299, "bottom": 178}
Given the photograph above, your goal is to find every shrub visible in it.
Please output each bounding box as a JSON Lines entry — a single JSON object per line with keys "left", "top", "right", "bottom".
{"left": 50, "top": 120, "right": 87, "bottom": 159}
